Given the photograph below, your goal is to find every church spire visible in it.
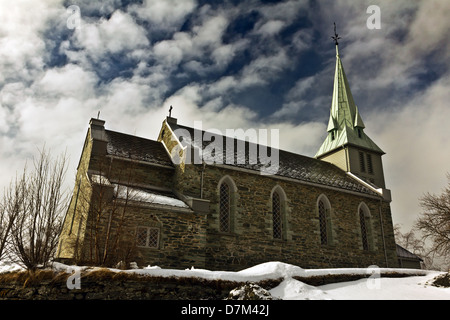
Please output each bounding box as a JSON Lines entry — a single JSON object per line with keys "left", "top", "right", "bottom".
{"left": 316, "top": 24, "right": 383, "bottom": 159}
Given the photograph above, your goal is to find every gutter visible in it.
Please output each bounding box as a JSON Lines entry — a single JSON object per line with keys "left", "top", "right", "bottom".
{"left": 346, "top": 172, "right": 391, "bottom": 202}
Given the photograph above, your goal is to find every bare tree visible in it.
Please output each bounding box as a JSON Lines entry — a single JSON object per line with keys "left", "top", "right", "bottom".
{"left": 87, "top": 178, "right": 138, "bottom": 267}
{"left": 0, "top": 202, "right": 5, "bottom": 260}
{"left": 71, "top": 158, "right": 146, "bottom": 267}
{"left": 0, "top": 196, "right": 11, "bottom": 261}
{"left": 394, "top": 224, "right": 436, "bottom": 269}
{"left": 7, "top": 148, "right": 69, "bottom": 270}
{"left": 0, "top": 171, "right": 26, "bottom": 261}
{"left": 415, "top": 174, "right": 450, "bottom": 269}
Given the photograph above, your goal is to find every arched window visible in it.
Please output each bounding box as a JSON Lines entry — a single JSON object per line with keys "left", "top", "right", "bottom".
{"left": 318, "top": 200, "right": 327, "bottom": 244}
{"left": 270, "top": 186, "right": 287, "bottom": 240}
{"left": 219, "top": 182, "right": 231, "bottom": 232}
{"left": 272, "top": 191, "right": 282, "bottom": 239}
{"left": 317, "top": 195, "right": 332, "bottom": 245}
{"left": 358, "top": 203, "right": 373, "bottom": 251}
{"left": 218, "top": 176, "right": 237, "bottom": 233}
{"left": 359, "top": 209, "right": 369, "bottom": 250}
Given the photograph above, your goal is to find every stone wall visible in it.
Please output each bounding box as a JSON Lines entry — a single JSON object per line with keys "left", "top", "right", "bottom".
{"left": 126, "top": 205, "right": 207, "bottom": 269}
{"left": 56, "top": 131, "right": 93, "bottom": 260}
{"left": 198, "top": 164, "right": 398, "bottom": 271}
{"left": 0, "top": 269, "right": 424, "bottom": 300}
{"left": 0, "top": 270, "right": 241, "bottom": 300}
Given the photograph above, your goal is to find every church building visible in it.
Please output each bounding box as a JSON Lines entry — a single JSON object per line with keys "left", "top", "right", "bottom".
{"left": 56, "top": 37, "right": 399, "bottom": 271}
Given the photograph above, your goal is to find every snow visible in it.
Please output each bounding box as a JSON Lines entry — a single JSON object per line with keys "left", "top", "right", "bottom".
{"left": 1, "top": 260, "right": 449, "bottom": 300}
{"left": 114, "top": 184, "right": 189, "bottom": 208}
{"left": 0, "top": 261, "right": 23, "bottom": 274}
{"left": 270, "top": 278, "right": 325, "bottom": 300}
{"left": 91, "top": 174, "right": 111, "bottom": 186}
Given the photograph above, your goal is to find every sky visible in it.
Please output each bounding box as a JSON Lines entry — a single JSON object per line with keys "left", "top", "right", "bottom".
{"left": 0, "top": 0, "right": 449, "bottom": 234}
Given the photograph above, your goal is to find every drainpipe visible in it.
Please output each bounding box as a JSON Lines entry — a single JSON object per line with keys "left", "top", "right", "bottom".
{"left": 379, "top": 198, "right": 388, "bottom": 267}
{"left": 344, "top": 145, "right": 349, "bottom": 172}
{"left": 200, "top": 162, "right": 206, "bottom": 199}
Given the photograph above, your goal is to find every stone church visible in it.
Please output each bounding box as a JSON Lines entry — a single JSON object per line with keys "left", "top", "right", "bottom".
{"left": 56, "top": 41, "right": 399, "bottom": 271}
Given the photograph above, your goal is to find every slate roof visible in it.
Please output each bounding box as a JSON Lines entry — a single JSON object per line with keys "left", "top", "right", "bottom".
{"left": 104, "top": 129, "right": 174, "bottom": 168}
{"left": 396, "top": 244, "right": 423, "bottom": 261}
{"left": 171, "top": 122, "right": 380, "bottom": 197}
{"left": 100, "top": 122, "right": 380, "bottom": 197}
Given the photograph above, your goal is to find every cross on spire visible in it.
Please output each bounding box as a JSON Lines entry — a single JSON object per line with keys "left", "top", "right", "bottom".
{"left": 331, "top": 22, "right": 341, "bottom": 46}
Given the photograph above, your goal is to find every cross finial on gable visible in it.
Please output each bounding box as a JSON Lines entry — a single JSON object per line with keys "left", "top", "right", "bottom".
{"left": 169, "top": 105, "right": 173, "bottom": 117}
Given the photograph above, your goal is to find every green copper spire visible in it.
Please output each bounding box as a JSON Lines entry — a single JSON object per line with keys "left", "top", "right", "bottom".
{"left": 316, "top": 28, "right": 384, "bottom": 158}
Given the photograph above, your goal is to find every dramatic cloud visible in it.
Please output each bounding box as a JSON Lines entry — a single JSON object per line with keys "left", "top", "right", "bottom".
{"left": 0, "top": 0, "right": 449, "bottom": 235}
{"left": 367, "top": 74, "right": 450, "bottom": 230}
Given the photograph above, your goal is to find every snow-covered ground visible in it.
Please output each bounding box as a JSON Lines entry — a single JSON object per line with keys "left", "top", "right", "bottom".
{"left": 1, "top": 260, "right": 449, "bottom": 300}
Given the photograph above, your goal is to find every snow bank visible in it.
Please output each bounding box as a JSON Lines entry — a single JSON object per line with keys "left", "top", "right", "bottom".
{"left": 0, "top": 261, "right": 23, "bottom": 273}
{"left": 1, "top": 260, "right": 448, "bottom": 300}
{"left": 270, "top": 278, "right": 327, "bottom": 300}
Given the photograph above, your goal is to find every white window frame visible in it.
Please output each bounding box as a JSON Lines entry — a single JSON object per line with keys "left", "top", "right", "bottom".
{"left": 136, "top": 226, "right": 160, "bottom": 248}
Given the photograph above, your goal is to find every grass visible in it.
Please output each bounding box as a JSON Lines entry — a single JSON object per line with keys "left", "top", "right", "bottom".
{"left": 429, "top": 272, "right": 450, "bottom": 288}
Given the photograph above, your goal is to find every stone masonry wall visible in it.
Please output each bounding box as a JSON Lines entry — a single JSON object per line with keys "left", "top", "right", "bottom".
{"left": 57, "top": 131, "right": 93, "bottom": 260}
{"left": 197, "top": 165, "right": 398, "bottom": 271}
{"left": 124, "top": 205, "right": 207, "bottom": 269}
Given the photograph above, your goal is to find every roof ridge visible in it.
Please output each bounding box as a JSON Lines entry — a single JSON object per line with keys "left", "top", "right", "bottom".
{"left": 174, "top": 123, "right": 321, "bottom": 160}
{"left": 105, "top": 128, "right": 158, "bottom": 143}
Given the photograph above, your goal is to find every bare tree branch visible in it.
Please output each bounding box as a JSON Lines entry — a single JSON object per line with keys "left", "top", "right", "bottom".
{"left": 6, "top": 147, "right": 69, "bottom": 270}
{"left": 415, "top": 174, "right": 450, "bottom": 269}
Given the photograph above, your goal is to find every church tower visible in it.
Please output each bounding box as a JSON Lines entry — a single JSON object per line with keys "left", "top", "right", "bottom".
{"left": 316, "top": 25, "right": 389, "bottom": 197}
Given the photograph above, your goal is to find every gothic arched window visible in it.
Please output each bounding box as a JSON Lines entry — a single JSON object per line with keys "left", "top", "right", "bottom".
{"left": 358, "top": 203, "right": 373, "bottom": 251}
{"left": 317, "top": 195, "right": 332, "bottom": 245}
{"left": 359, "top": 209, "right": 369, "bottom": 250}
{"left": 272, "top": 191, "right": 282, "bottom": 239}
{"left": 271, "top": 186, "right": 288, "bottom": 240}
{"left": 219, "top": 181, "right": 231, "bottom": 232}
{"left": 318, "top": 200, "right": 327, "bottom": 245}
{"left": 217, "top": 176, "right": 237, "bottom": 233}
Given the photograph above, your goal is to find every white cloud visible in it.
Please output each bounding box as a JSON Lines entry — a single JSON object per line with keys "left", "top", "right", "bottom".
{"left": 257, "top": 0, "right": 308, "bottom": 25}
{"left": 402, "top": 0, "right": 450, "bottom": 60}
{"left": 131, "top": 0, "right": 197, "bottom": 31}
{"left": 0, "top": 105, "right": 9, "bottom": 134}
{"left": 73, "top": 10, "right": 149, "bottom": 61}
{"left": 273, "top": 76, "right": 316, "bottom": 118}
{"left": 255, "top": 20, "right": 285, "bottom": 36}
{"left": 153, "top": 32, "right": 190, "bottom": 67}
{"left": 153, "top": 13, "right": 230, "bottom": 72}
{"left": 36, "top": 64, "right": 98, "bottom": 98}
{"left": 0, "top": 0, "right": 64, "bottom": 84}
{"left": 367, "top": 75, "right": 450, "bottom": 231}
{"left": 241, "top": 49, "right": 290, "bottom": 86}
